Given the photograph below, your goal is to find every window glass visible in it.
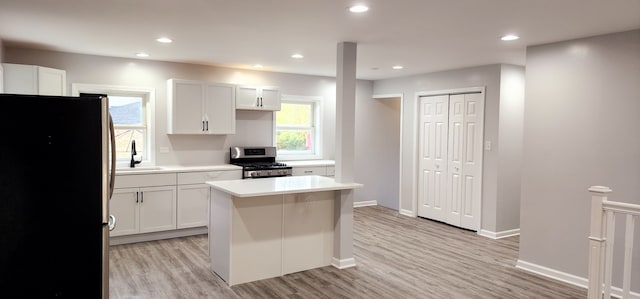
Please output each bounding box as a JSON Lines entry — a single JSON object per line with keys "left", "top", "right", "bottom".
{"left": 275, "top": 97, "right": 321, "bottom": 159}
{"left": 109, "top": 96, "right": 143, "bottom": 125}
{"left": 109, "top": 95, "right": 146, "bottom": 160}
{"left": 71, "top": 83, "right": 153, "bottom": 166}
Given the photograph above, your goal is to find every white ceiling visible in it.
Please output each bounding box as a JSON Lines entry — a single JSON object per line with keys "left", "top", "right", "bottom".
{"left": 1, "top": 0, "right": 639, "bottom": 80}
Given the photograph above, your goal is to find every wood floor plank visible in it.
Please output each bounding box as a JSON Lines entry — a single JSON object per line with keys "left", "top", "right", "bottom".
{"left": 109, "top": 206, "right": 586, "bottom": 298}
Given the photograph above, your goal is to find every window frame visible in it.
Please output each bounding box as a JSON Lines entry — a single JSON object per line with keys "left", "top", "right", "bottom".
{"left": 71, "top": 83, "right": 156, "bottom": 167}
{"left": 273, "top": 95, "right": 322, "bottom": 161}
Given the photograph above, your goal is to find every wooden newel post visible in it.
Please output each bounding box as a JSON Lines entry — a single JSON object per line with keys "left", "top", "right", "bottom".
{"left": 587, "top": 185, "right": 612, "bottom": 299}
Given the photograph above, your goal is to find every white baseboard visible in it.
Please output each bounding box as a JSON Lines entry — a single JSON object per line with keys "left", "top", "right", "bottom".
{"left": 354, "top": 200, "right": 377, "bottom": 208}
{"left": 399, "top": 208, "right": 415, "bottom": 217}
{"left": 331, "top": 257, "right": 357, "bottom": 269}
{"left": 516, "top": 259, "right": 640, "bottom": 299}
{"left": 110, "top": 226, "right": 208, "bottom": 245}
{"left": 478, "top": 228, "right": 520, "bottom": 239}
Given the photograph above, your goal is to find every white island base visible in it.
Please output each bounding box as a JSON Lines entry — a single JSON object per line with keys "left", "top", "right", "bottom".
{"left": 207, "top": 175, "right": 362, "bottom": 286}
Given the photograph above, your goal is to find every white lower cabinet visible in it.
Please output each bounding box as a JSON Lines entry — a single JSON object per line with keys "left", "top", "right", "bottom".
{"left": 177, "top": 184, "right": 210, "bottom": 229}
{"left": 110, "top": 185, "right": 177, "bottom": 237}
{"left": 111, "top": 173, "right": 177, "bottom": 237}
{"left": 111, "top": 169, "right": 241, "bottom": 241}
{"left": 177, "top": 170, "right": 242, "bottom": 229}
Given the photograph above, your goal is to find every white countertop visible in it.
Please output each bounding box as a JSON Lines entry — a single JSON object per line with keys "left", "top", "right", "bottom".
{"left": 116, "top": 164, "right": 242, "bottom": 175}
{"left": 206, "top": 175, "right": 361, "bottom": 198}
{"left": 279, "top": 160, "right": 335, "bottom": 167}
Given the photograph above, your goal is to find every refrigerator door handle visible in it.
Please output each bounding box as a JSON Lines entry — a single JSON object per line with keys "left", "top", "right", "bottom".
{"left": 108, "top": 114, "right": 116, "bottom": 200}
{"left": 108, "top": 214, "right": 116, "bottom": 231}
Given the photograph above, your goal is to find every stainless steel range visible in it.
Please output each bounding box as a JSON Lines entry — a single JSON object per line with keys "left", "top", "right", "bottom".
{"left": 229, "top": 146, "right": 293, "bottom": 179}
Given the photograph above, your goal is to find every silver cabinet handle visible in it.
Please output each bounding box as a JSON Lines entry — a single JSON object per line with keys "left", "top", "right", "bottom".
{"left": 304, "top": 170, "right": 313, "bottom": 173}
{"left": 256, "top": 97, "right": 260, "bottom": 107}
{"left": 108, "top": 214, "right": 117, "bottom": 231}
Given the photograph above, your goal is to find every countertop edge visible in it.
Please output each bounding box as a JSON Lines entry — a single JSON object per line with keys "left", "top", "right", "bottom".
{"left": 206, "top": 176, "right": 362, "bottom": 198}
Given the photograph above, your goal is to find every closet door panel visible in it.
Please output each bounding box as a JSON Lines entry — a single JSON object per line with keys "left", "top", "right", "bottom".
{"left": 447, "top": 95, "right": 464, "bottom": 226}
{"left": 418, "top": 95, "right": 448, "bottom": 222}
{"left": 459, "top": 93, "right": 484, "bottom": 231}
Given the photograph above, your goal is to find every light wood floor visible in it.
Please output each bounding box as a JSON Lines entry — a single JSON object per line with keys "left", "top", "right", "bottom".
{"left": 109, "top": 206, "right": 586, "bottom": 298}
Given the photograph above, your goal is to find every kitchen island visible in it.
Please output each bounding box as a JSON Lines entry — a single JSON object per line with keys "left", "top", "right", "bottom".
{"left": 206, "top": 175, "right": 362, "bottom": 286}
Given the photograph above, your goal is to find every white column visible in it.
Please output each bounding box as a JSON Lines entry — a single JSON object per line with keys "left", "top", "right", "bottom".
{"left": 586, "top": 185, "right": 612, "bottom": 299}
{"left": 334, "top": 41, "right": 356, "bottom": 183}
{"left": 332, "top": 42, "right": 357, "bottom": 269}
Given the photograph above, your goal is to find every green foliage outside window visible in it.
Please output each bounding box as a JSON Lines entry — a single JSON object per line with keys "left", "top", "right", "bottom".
{"left": 276, "top": 102, "right": 313, "bottom": 151}
{"left": 276, "top": 130, "right": 308, "bottom": 150}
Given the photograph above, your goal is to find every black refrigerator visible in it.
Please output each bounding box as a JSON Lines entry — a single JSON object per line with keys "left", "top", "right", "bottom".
{"left": 0, "top": 93, "right": 115, "bottom": 298}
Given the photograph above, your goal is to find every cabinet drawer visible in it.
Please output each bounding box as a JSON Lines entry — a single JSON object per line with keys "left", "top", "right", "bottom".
{"left": 292, "top": 166, "right": 327, "bottom": 176}
{"left": 114, "top": 173, "right": 177, "bottom": 188}
{"left": 178, "top": 170, "right": 241, "bottom": 185}
{"left": 326, "top": 166, "right": 335, "bottom": 176}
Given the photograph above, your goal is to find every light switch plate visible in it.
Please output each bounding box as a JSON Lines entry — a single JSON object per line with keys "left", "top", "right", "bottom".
{"left": 159, "top": 147, "right": 170, "bottom": 153}
{"left": 484, "top": 141, "right": 492, "bottom": 151}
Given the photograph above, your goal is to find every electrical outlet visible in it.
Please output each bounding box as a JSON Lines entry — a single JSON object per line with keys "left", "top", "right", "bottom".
{"left": 159, "top": 147, "right": 170, "bottom": 153}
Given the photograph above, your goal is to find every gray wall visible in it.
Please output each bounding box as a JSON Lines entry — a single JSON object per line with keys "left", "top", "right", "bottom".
{"left": 4, "top": 46, "right": 395, "bottom": 206}
{"left": 4, "top": 47, "right": 340, "bottom": 166}
{"left": 373, "top": 64, "right": 525, "bottom": 233}
{"left": 354, "top": 90, "right": 401, "bottom": 209}
{"left": 519, "top": 30, "right": 640, "bottom": 289}
{"left": 497, "top": 64, "right": 525, "bottom": 231}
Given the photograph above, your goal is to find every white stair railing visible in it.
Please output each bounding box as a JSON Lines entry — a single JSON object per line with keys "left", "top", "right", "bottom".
{"left": 588, "top": 186, "right": 640, "bottom": 299}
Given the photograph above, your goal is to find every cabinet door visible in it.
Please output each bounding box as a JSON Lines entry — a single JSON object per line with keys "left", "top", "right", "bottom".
{"left": 259, "top": 87, "right": 281, "bottom": 111}
{"left": 110, "top": 188, "right": 139, "bottom": 237}
{"left": 2, "top": 63, "right": 38, "bottom": 94}
{"left": 204, "top": 83, "right": 235, "bottom": 134}
{"left": 138, "top": 186, "right": 177, "bottom": 233}
{"left": 325, "top": 166, "right": 335, "bottom": 177}
{"left": 168, "top": 79, "right": 205, "bottom": 134}
{"left": 177, "top": 184, "right": 210, "bottom": 229}
{"left": 37, "top": 66, "right": 66, "bottom": 96}
{"left": 235, "top": 86, "right": 260, "bottom": 110}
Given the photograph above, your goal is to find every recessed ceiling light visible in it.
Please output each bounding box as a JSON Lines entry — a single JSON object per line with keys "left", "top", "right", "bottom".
{"left": 156, "top": 37, "right": 173, "bottom": 43}
{"left": 253, "top": 64, "right": 263, "bottom": 68}
{"left": 291, "top": 53, "right": 304, "bottom": 59}
{"left": 349, "top": 5, "right": 369, "bottom": 13}
{"left": 501, "top": 34, "right": 520, "bottom": 41}
{"left": 392, "top": 65, "right": 403, "bottom": 70}
{"left": 135, "top": 52, "right": 149, "bottom": 57}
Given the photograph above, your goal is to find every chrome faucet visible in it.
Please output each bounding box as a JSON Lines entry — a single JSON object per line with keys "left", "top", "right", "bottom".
{"left": 130, "top": 139, "right": 142, "bottom": 168}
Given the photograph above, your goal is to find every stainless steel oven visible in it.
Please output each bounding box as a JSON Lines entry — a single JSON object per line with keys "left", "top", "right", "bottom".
{"left": 229, "top": 146, "right": 293, "bottom": 178}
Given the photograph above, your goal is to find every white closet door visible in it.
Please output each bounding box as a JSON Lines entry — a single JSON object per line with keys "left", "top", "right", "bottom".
{"left": 418, "top": 95, "right": 449, "bottom": 222}
{"left": 459, "top": 93, "right": 484, "bottom": 231}
{"left": 446, "top": 94, "right": 465, "bottom": 227}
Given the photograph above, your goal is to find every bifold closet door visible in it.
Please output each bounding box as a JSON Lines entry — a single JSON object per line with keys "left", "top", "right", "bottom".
{"left": 418, "top": 93, "right": 484, "bottom": 231}
{"left": 445, "top": 93, "right": 483, "bottom": 230}
{"left": 418, "top": 95, "right": 449, "bottom": 222}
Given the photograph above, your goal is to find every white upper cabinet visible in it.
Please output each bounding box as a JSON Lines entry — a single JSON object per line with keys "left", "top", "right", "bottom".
{"left": 235, "top": 85, "right": 281, "bottom": 111}
{"left": 2, "top": 63, "right": 66, "bottom": 96}
{"left": 167, "top": 78, "right": 236, "bottom": 134}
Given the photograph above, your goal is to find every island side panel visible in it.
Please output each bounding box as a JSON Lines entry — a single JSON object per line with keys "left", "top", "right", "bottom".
{"left": 230, "top": 195, "right": 283, "bottom": 286}
{"left": 332, "top": 189, "right": 356, "bottom": 269}
{"left": 282, "top": 191, "right": 334, "bottom": 275}
{"left": 210, "top": 188, "right": 232, "bottom": 283}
